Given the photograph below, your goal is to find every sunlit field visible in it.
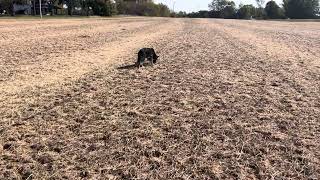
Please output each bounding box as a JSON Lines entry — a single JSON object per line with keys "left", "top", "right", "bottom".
{"left": 1, "top": 17, "right": 319, "bottom": 179}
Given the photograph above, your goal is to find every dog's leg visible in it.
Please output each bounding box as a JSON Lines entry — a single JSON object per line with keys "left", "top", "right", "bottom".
{"left": 141, "top": 56, "right": 146, "bottom": 68}
{"left": 150, "top": 54, "right": 154, "bottom": 66}
{"left": 137, "top": 53, "right": 144, "bottom": 69}
{"left": 137, "top": 61, "right": 143, "bottom": 69}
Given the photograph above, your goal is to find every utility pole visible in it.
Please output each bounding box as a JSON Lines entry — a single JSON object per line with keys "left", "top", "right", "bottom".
{"left": 39, "top": 0, "right": 42, "bottom": 19}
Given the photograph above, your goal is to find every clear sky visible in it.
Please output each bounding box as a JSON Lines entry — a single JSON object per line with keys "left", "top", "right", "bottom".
{"left": 154, "top": 0, "right": 283, "bottom": 13}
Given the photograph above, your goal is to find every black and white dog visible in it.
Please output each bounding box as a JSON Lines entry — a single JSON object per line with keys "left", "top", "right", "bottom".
{"left": 136, "top": 48, "right": 159, "bottom": 68}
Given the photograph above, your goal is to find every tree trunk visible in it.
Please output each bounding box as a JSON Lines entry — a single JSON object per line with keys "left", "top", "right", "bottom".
{"left": 86, "top": 4, "right": 89, "bottom": 16}
{"left": 50, "top": 3, "right": 54, "bottom": 16}
{"left": 67, "top": 0, "right": 73, "bottom": 16}
{"left": 39, "top": 0, "right": 42, "bottom": 18}
{"left": 33, "top": 0, "right": 36, "bottom": 15}
{"left": 68, "top": 7, "right": 72, "bottom": 15}
{"left": 10, "top": 3, "right": 15, "bottom": 16}
{"left": 67, "top": 5, "right": 73, "bottom": 15}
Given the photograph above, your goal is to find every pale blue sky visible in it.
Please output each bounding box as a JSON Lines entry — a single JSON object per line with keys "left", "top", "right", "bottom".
{"left": 155, "top": 0, "right": 283, "bottom": 12}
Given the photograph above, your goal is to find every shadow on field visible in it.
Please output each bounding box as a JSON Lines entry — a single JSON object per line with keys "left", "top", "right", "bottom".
{"left": 117, "top": 64, "right": 137, "bottom": 70}
{"left": 117, "top": 63, "right": 154, "bottom": 70}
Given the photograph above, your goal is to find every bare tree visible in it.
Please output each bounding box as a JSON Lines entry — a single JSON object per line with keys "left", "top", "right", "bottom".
{"left": 255, "top": 0, "right": 265, "bottom": 8}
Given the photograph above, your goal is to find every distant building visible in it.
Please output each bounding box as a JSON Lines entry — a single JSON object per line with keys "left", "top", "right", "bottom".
{"left": 13, "top": 3, "right": 32, "bottom": 15}
{"left": 11, "top": 0, "right": 62, "bottom": 15}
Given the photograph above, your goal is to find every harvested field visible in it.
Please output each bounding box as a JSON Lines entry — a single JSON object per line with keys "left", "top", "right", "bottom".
{"left": 0, "top": 17, "right": 320, "bottom": 179}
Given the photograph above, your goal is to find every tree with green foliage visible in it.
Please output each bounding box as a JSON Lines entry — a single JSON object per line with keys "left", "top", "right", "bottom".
{"left": 115, "top": 0, "right": 126, "bottom": 14}
{"left": 176, "top": 11, "right": 187, "bottom": 18}
{"left": 80, "top": 0, "right": 90, "bottom": 16}
{"left": 265, "top": 0, "right": 284, "bottom": 19}
{"left": 208, "top": 0, "right": 229, "bottom": 11}
{"left": 53, "top": 0, "right": 79, "bottom": 16}
{"left": 65, "top": 0, "right": 75, "bottom": 15}
{"left": 0, "top": 0, "right": 12, "bottom": 15}
{"left": 283, "top": 0, "right": 319, "bottom": 19}
{"left": 237, "top": 4, "right": 255, "bottom": 19}
{"left": 0, "top": 2, "right": 4, "bottom": 13}
{"left": 0, "top": 0, "right": 25, "bottom": 15}
{"left": 208, "top": 0, "right": 236, "bottom": 18}
{"left": 48, "top": 0, "right": 60, "bottom": 16}
{"left": 188, "top": 11, "right": 209, "bottom": 18}
{"left": 115, "top": 1, "right": 170, "bottom": 17}
{"left": 157, "top": 3, "right": 170, "bottom": 17}
{"left": 254, "top": 0, "right": 265, "bottom": 19}
{"left": 87, "top": 0, "right": 114, "bottom": 16}
{"left": 221, "top": 1, "right": 236, "bottom": 18}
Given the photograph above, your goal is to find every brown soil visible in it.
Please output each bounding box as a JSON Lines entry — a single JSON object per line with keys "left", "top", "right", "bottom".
{"left": 0, "top": 17, "right": 319, "bottom": 179}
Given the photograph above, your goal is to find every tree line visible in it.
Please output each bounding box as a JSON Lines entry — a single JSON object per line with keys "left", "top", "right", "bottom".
{"left": 173, "top": 0, "right": 319, "bottom": 19}
{"left": 0, "top": 0, "right": 171, "bottom": 17}
{"left": 0, "top": 0, "right": 318, "bottom": 19}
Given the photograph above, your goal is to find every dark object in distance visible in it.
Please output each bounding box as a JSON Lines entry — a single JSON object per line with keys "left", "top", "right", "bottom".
{"left": 136, "top": 48, "right": 159, "bottom": 68}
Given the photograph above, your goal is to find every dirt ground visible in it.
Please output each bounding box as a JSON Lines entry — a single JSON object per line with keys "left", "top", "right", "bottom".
{"left": 0, "top": 17, "right": 319, "bottom": 179}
